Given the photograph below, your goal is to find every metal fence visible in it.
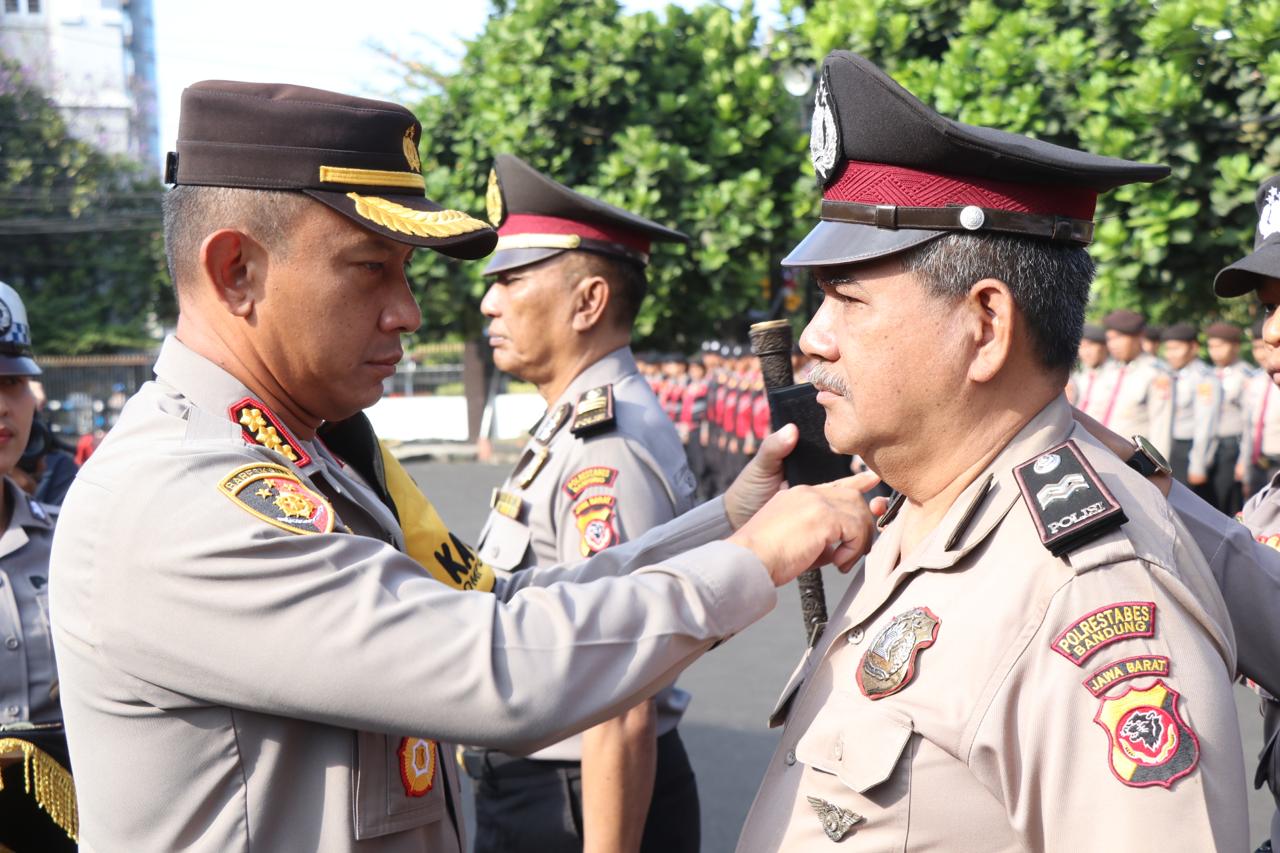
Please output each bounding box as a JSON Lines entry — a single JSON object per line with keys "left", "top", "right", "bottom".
{"left": 34, "top": 342, "right": 470, "bottom": 439}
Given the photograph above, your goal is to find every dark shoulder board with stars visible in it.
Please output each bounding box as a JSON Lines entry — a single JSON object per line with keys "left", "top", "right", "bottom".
{"left": 533, "top": 401, "right": 572, "bottom": 445}
{"left": 1013, "top": 439, "right": 1127, "bottom": 557}
{"left": 570, "top": 385, "right": 615, "bottom": 437}
{"left": 229, "top": 396, "right": 311, "bottom": 467}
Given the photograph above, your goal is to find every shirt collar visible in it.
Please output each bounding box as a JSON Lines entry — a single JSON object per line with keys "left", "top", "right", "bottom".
{"left": 5, "top": 478, "right": 51, "bottom": 533}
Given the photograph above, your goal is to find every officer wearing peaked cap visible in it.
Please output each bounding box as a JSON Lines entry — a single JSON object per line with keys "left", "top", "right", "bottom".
{"left": 739, "top": 50, "right": 1249, "bottom": 851}
{"left": 1161, "top": 323, "right": 1221, "bottom": 494}
{"left": 47, "top": 81, "right": 880, "bottom": 852}
{"left": 0, "top": 283, "right": 76, "bottom": 852}
{"left": 472, "top": 154, "right": 701, "bottom": 853}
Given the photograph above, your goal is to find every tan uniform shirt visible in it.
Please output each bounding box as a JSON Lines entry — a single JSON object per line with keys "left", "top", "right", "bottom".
{"left": 477, "top": 346, "right": 697, "bottom": 761}
{"left": 1240, "top": 373, "right": 1280, "bottom": 467}
{"left": 49, "top": 337, "right": 777, "bottom": 853}
{"left": 737, "top": 396, "right": 1245, "bottom": 852}
{"left": 1170, "top": 359, "right": 1220, "bottom": 478}
{"left": 1214, "top": 360, "right": 1256, "bottom": 440}
{"left": 1092, "top": 354, "right": 1174, "bottom": 457}
{"left": 1069, "top": 361, "right": 1111, "bottom": 418}
{"left": 0, "top": 478, "right": 58, "bottom": 725}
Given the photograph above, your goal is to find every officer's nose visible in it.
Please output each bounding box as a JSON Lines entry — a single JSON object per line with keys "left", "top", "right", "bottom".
{"left": 799, "top": 299, "right": 838, "bottom": 364}
{"left": 479, "top": 281, "right": 503, "bottom": 319}
{"left": 383, "top": 277, "right": 422, "bottom": 335}
{"left": 1265, "top": 308, "right": 1280, "bottom": 350}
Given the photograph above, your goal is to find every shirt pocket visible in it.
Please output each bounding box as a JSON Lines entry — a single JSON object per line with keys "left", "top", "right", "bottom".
{"left": 352, "top": 730, "right": 447, "bottom": 840}
{"left": 477, "top": 513, "right": 532, "bottom": 572}
{"left": 794, "top": 695, "right": 915, "bottom": 850}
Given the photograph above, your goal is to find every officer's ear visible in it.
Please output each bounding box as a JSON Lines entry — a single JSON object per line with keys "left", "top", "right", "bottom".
{"left": 199, "top": 228, "right": 267, "bottom": 318}
{"left": 569, "top": 273, "right": 610, "bottom": 333}
{"left": 962, "top": 277, "right": 1016, "bottom": 384}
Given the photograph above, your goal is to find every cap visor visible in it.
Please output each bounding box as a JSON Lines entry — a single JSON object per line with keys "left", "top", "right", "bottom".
{"left": 0, "top": 355, "right": 41, "bottom": 376}
{"left": 1214, "top": 242, "right": 1280, "bottom": 298}
{"left": 305, "top": 190, "right": 497, "bottom": 260}
{"left": 781, "top": 220, "right": 946, "bottom": 268}
{"left": 483, "top": 247, "right": 569, "bottom": 276}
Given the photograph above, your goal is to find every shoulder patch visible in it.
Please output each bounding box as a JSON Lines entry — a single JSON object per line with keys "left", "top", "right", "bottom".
{"left": 219, "top": 463, "right": 334, "bottom": 535}
{"left": 574, "top": 493, "right": 617, "bottom": 556}
{"left": 1083, "top": 655, "right": 1171, "bottom": 697}
{"left": 563, "top": 466, "right": 619, "bottom": 499}
{"left": 1094, "top": 679, "right": 1199, "bottom": 788}
{"left": 1013, "top": 439, "right": 1127, "bottom": 557}
{"left": 229, "top": 397, "right": 312, "bottom": 467}
{"left": 1052, "top": 601, "right": 1156, "bottom": 666}
{"left": 1257, "top": 533, "right": 1280, "bottom": 552}
{"left": 571, "top": 385, "right": 615, "bottom": 436}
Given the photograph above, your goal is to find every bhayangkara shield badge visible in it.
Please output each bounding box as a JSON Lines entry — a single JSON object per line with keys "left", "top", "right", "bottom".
{"left": 857, "top": 607, "right": 940, "bottom": 699}
{"left": 219, "top": 463, "right": 335, "bottom": 535}
{"left": 1094, "top": 679, "right": 1199, "bottom": 789}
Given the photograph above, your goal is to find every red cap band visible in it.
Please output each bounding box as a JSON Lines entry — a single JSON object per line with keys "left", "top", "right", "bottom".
{"left": 497, "top": 214, "right": 652, "bottom": 255}
{"left": 824, "top": 160, "right": 1098, "bottom": 221}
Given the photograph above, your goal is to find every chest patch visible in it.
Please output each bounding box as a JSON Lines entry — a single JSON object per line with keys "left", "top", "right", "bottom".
{"left": 1052, "top": 601, "right": 1156, "bottom": 666}
{"left": 857, "top": 607, "right": 939, "bottom": 699}
{"left": 397, "top": 736, "right": 438, "bottom": 797}
{"left": 219, "top": 463, "right": 334, "bottom": 535}
{"left": 1094, "top": 679, "right": 1199, "bottom": 788}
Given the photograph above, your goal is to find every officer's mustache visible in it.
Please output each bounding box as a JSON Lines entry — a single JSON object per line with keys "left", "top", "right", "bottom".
{"left": 806, "top": 363, "right": 849, "bottom": 397}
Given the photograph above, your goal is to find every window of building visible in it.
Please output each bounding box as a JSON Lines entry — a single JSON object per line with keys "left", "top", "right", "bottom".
{"left": 4, "top": 0, "right": 19, "bottom": 13}
{"left": 26, "top": 0, "right": 40, "bottom": 12}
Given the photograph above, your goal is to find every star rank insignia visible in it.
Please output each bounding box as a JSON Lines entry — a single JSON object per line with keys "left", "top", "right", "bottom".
{"left": 229, "top": 397, "right": 311, "bottom": 468}
{"left": 219, "top": 463, "right": 334, "bottom": 535}
{"left": 857, "top": 607, "right": 939, "bottom": 699}
{"left": 806, "top": 796, "right": 863, "bottom": 842}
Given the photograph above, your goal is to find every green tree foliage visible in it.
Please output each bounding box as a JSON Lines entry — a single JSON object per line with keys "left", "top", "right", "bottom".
{"left": 405, "top": 0, "right": 811, "bottom": 347}
{"left": 783, "top": 0, "right": 1280, "bottom": 327}
{"left": 0, "top": 60, "right": 171, "bottom": 354}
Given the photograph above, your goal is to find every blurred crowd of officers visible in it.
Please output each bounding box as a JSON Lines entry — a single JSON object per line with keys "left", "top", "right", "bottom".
{"left": 638, "top": 342, "right": 813, "bottom": 500}
{"left": 1068, "top": 309, "right": 1275, "bottom": 516}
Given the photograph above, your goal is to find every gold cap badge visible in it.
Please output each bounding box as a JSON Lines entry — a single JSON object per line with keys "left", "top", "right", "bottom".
{"left": 486, "top": 168, "right": 503, "bottom": 226}
{"left": 403, "top": 126, "right": 421, "bottom": 173}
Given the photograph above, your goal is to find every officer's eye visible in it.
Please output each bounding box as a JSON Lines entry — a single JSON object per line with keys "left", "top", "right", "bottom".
{"left": 359, "top": 261, "right": 385, "bottom": 273}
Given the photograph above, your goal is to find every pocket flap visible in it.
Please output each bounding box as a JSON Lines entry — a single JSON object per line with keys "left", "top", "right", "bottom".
{"left": 794, "top": 699, "right": 913, "bottom": 794}
{"left": 478, "top": 514, "right": 532, "bottom": 571}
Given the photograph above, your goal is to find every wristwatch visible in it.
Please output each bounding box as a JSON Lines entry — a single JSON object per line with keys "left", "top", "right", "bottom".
{"left": 1125, "top": 435, "right": 1172, "bottom": 478}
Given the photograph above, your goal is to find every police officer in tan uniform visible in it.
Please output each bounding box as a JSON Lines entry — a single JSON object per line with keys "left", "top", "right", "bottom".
{"left": 1162, "top": 322, "right": 1221, "bottom": 493}
{"left": 737, "top": 51, "right": 1247, "bottom": 851}
{"left": 0, "top": 283, "right": 76, "bottom": 852}
{"left": 471, "top": 155, "right": 699, "bottom": 853}
{"left": 1095, "top": 309, "right": 1175, "bottom": 457}
{"left": 1204, "top": 321, "right": 1254, "bottom": 513}
{"left": 1066, "top": 322, "right": 1109, "bottom": 413}
{"left": 46, "top": 81, "right": 881, "bottom": 853}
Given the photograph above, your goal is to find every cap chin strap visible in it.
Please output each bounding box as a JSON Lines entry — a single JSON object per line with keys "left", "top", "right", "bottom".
{"left": 820, "top": 200, "right": 1095, "bottom": 246}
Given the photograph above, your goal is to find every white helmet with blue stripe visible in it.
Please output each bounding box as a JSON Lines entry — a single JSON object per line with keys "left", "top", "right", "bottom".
{"left": 0, "top": 282, "right": 40, "bottom": 377}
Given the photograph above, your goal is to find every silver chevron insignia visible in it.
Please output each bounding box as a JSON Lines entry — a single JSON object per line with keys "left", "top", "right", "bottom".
{"left": 1036, "top": 473, "right": 1088, "bottom": 510}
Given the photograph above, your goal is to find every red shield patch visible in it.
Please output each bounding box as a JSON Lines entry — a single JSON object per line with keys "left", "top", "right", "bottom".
{"left": 1094, "top": 679, "right": 1199, "bottom": 788}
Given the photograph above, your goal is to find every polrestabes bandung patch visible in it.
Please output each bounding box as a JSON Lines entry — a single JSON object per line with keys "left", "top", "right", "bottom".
{"left": 397, "top": 736, "right": 438, "bottom": 797}
{"left": 1094, "top": 679, "right": 1199, "bottom": 789}
{"left": 219, "top": 463, "right": 335, "bottom": 535}
{"left": 1052, "top": 601, "right": 1156, "bottom": 666}
{"left": 229, "top": 397, "right": 312, "bottom": 468}
{"left": 574, "top": 493, "right": 617, "bottom": 557}
{"left": 1014, "top": 439, "right": 1127, "bottom": 557}
{"left": 563, "top": 466, "right": 619, "bottom": 499}
{"left": 857, "top": 607, "right": 940, "bottom": 700}
{"left": 1083, "top": 655, "right": 1171, "bottom": 698}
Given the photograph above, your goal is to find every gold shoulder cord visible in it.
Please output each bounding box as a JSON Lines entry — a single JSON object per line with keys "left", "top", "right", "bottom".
{"left": 0, "top": 737, "right": 78, "bottom": 842}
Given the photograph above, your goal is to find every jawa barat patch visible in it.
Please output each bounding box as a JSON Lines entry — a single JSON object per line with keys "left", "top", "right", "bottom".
{"left": 1052, "top": 602, "right": 1155, "bottom": 666}
{"left": 1083, "top": 655, "right": 1171, "bottom": 698}
{"left": 1094, "top": 679, "right": 1199, "bottom": 788}
{"left": 573, "top": 493, "right": 617, "bottom": 556}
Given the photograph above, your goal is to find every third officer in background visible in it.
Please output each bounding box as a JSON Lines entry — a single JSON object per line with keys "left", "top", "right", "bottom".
{"left": 1096, "top": 309, "right": 1174, "bottom": 458}
{"left": 1205, "top": 320, "right": 1254, "bottom": 513}
{"left": 1162, "top": 322, "right": 1221, "bottom": 494}
{"left": 473, "top": 154, "right": 699, "bottom": 853}
{"left": 1067, "top": 322, "right": 1109, "bottom": 412}
{"left": 1242, "top": 318, "right": 1280, "bottom": 498}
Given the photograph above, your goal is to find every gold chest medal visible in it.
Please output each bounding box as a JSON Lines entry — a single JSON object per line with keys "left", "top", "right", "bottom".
{"left": 857, "top": 607, "right": 940, "bottom": 699}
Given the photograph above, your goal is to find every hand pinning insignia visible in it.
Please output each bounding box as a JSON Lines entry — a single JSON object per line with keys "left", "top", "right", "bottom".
{"left": 806, "top": 795, "right": 863, "bottom": 842}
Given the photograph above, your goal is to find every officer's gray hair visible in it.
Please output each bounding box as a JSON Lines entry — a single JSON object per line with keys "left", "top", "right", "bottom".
{"left": 899, "top": 233, "right": 1095, "bottom": 372}
{"left": 162, "top": 186, "right": 311, "bottom": 291}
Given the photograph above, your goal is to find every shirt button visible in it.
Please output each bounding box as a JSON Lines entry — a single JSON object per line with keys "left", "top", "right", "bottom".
{"left": 847, "top": 627, "right": 864, "bottom": 645}
{"left": 4, "top": 705, "right": 17, "bottom": 717}
{"left": 4, "top": 636, "right": 18, "bottom": 650}
{"left": 784, "top": 750, "right": 797, "bottom": 766}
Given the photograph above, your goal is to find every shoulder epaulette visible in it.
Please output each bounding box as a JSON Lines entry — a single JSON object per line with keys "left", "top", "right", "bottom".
{"left": 229, "top": 397, "right": 311, "bottom": 467}
{"left": 570, "top": 384, "right": 615, "bottom": 437}
{"left": 1013, "top": 439, "right": 1127, "bottom": 557}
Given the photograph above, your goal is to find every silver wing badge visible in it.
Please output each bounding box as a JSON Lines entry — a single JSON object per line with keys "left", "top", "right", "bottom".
{"left": 806, "top": 795, "right": 864, "bottom": 842}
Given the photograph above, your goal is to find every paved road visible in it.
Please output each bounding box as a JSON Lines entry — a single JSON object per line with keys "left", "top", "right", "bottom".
{"left": 407, "top": 460, "right": 1273, "bottom": 851}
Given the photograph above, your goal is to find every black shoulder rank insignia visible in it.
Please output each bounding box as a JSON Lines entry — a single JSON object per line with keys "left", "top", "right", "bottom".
{"left": 229, "top": 397, "right": 311, "bottom": 467}
{"left": 219, "top": 463, "right": 334, "bottom": 535}
{"left": 1013, "top": 439, "right": 1126, "bottom": 557}
{"left": 876, "top": 491, "right": 905, "bottom": 531}
{"left": 534, "top": 402, "right": 571, "bottom": 445}
{"left": 570, "top": 385, "right": 615, "bottom": 436}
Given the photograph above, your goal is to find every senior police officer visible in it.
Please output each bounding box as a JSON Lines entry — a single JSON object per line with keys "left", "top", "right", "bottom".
{"left": 1162, "top": 322, "right": 1221, "bottom": 493}
{"left": 471, "top": 154, "right": 699, "bottom": 853}
{"left": 47, "top": 81, "right": 882, "bottom": 853}
{"left": 0, "top": 283, "right": 76, "bottom": 852}
{"left": 737, "top": 51, "right": 1248, "bottom": 851}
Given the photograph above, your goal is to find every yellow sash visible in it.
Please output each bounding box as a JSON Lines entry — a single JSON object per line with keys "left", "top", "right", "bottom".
{"left": 378, "top": 443, "right": 495, "bottom": 593}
